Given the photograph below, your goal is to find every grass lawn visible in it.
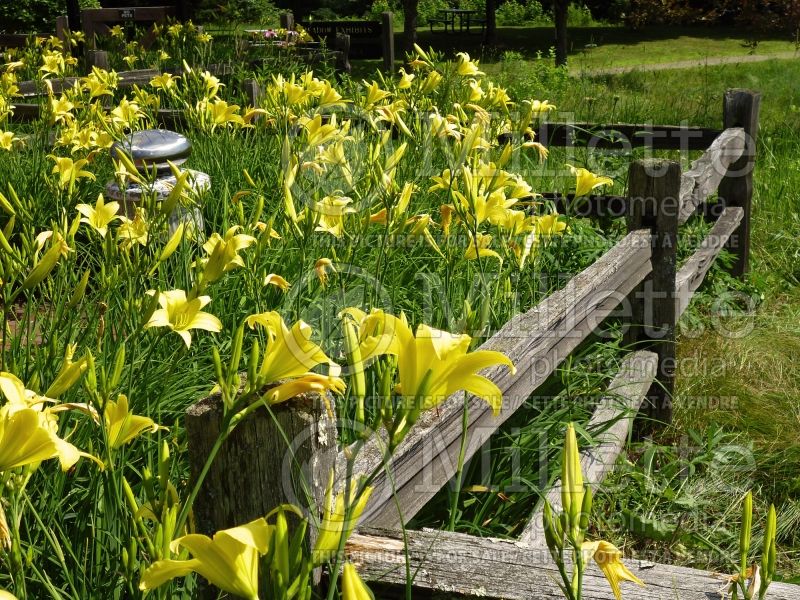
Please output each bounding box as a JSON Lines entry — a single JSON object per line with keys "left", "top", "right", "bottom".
{"left": 407, "top": 25, "right": 799, "bottom": 72}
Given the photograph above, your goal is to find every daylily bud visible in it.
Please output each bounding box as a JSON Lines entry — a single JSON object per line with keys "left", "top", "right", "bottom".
{"left": 21, "top": 234, "right": 70, "bottom": 291}
{"left": 740, "top": 491, "right": 753, "bottom": 576}
{"left": 110, "top": 343, "right": 126, "bottom": 390}
{"left": 66, "top": 269, "right": 90, "bottom": 309}
{"left": 342, "top": 317, "right": 366, "bottom": 426}
{"left": 158, "top": 222, "right": 185, "bottom": 263}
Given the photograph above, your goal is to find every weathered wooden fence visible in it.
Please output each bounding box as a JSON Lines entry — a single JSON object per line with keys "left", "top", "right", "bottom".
{"left": 176, "top": 88, "right": 800, "bottom": 598}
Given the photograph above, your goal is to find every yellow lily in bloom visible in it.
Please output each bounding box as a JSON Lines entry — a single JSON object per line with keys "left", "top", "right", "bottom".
{"left": 313, "top": 194, "right": 355, "bottom": 238}
{"left": 302, "top": 113, "right": 343, "bottom": 147}
{"left": 0, "top": 373, "right": 98, "bottom": 472}
{"left": 536, "top": 213, "right": 568, "bottom": 237}
{"left": 205, "top": 99, "right": 244, "bottom": 128}
{"left": 111, "top": 97, "right": 142, "bottom": 129}
{"left": 150, "top": 73, "right": 178, "bottom": 93}
{"left": 264, "top": 273, "right": 290, "bottom": 291}
{"left": 144, "top": 290, "right": 223, "bottom": 349}
{"left": 109, "top": 25, "right": 124, "bottom": 39}
{"left": 49, "top": 155, "right": 95, "bottom": 190}
{"left": 200, "top": 226, "right": 256, "bottom": 284}
{"left": 76, "top": 194, "right": 120, "bottom": 238}
{"left": 245, "top": 312, "right": 344, "bottom": 404}
{"left": 104, "top": 394, "right": 163, "bottom": 449}
{"left": 315, "top": 258, "right": 335, "bottom": 287}
{"left": 0, "top": 131, "right": 18, "bottom": 151}
{"left": 567, "top": 164, "right": 613, "bottom": 197}
{"left": 397, "top": 67, "right": 415, "bottom": 89}
{"left": 201, "top": 71, "right": 222, "bottom": 98}
{"left": 245, "top": 312, "right": 341, "bottom": 382}
{"left": 455, "top": 52, "right": 484, "bottom": 77}
{"left": 39, "top": 52, "right": 64, "bottom": 76}
{"left": 313, "top": 485, "right": 373, "bottom": 565}
{"left": 49, "top": 92, "right": 73, "bottom": 122}
{"left": 530, "top": 99, "right": 556, "bottom": 115}
{"left": 118, "top": 209, "right": 149, "bottom": 248}
{"left": 581, "top": 540, "right": 644, "bottom": 600}
{"left": 354, "top": 310, "right": 516, "bottom": 417}
{"left": 0, "top": 589, "right": 17, "bottom": 599}
{"left": 82, "top": 71, "right": 113, "bottom": 99}
{"left": 361, "top": 80, "right": 391, "bottom": 109}
{"left": 139, "top": 518, "right": 271, "bottom": 600}
{"left": 465, "top": 232, "right": 502, "bottom": 262}
{"left": 342, "top": 563, "right": 375, "bottom": 600}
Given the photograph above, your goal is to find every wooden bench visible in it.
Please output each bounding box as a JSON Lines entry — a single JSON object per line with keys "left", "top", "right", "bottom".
{"left": 428, "top": 17, "right": 453, "bottom": 33}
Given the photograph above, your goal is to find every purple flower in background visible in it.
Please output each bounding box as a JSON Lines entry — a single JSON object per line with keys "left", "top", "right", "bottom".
{"left": 263, "top": 29, "right": 277, "bottom": 39}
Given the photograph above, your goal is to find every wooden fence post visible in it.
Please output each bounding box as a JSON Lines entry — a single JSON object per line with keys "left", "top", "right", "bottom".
{"left": 381, "top": 12, "right": 395, "bottom": 71}
{"left": 625, "top": 159, "right": 680, "bottom": 427}
{"left": 280, "top": 11, "right": 294, "bottom": 30}
{"left": 185, "top": 390, "right": 337, "bottom": 538}
{"left": 55, "top": 16, "right": 69, "bottom": 45}
{"left": 87, "top": 50, "right": 109, "bottom": 70}
{"left": 718, "top": 88, "right": 760, "bottom": 277}
{"left": 243, "top": 78, "right": 261, "bottom": 107}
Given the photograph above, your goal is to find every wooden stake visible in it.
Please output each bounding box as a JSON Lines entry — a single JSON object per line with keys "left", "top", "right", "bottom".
{"left": 625, "top": 158, "right": 680, "bottom": 427}
{"left": 718, "top": 88, "right": 760, "bottom": 277}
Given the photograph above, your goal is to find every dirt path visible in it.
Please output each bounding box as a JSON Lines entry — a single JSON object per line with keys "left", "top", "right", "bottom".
{"left": 577, "top": 51, "right": 799, "bottom": 76}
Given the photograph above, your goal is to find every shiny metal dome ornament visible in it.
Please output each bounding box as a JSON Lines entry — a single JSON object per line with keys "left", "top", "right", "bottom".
{"left": 106, "top": 129, "right": 209, "bottom": 235}
{"left": 110, "top": 129, "right": 192, "bottom": 173}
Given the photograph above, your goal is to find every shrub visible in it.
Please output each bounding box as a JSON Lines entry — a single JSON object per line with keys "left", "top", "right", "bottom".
{"left": 366, "top": 0, "right": 404, "bottom": 20}
{"left": 0, "top": 0, "right": 98, "bottom": 34}
{"left": 495, "top": 1, "right": 548, "bottom": 26}
{"left": 567, "top": 3, "right": 595, "bottom": 26}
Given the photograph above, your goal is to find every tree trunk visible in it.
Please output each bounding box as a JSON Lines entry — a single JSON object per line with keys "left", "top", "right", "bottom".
{"left": 554, "top": 0, "right": 568, "bottom": 66}
{"left": 484, "top": 0, "right": 496, "bottom": 46}
{"left": 402, "top": 0, "right": 418, "bottom": 54}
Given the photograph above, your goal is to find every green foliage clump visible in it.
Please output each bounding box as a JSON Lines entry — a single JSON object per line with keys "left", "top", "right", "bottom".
{"left": 0, "top": 0, "right": 98, "bottom": 34}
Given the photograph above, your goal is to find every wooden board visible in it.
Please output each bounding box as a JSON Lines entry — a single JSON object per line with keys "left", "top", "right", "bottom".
{"left": 347, "top": 527, "right": 800, "bottom": 600}
{"left": 675, "top": 206, "right": 744, "bottom": 318}
{"left": 519, "top": 350, "right": 658, "bottom": 546}
{"left": 16, "top": 69, "right": 161, "bottom": 98}
{"left": 345, "top": 229, "right": 654, "bottom": 529}
{"left": 534, "top": 122, "right": 722, "bottom": 151}
{"left": 678, "top": 128, "right": 746, "bottom": 225}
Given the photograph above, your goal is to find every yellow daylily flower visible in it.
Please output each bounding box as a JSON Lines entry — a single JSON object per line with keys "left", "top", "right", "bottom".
{"left": 144, "top": 290, "right": 223, "bottom": 349}
{"left": 264, "top": 273, "right": 290, "bottom": 291}
{"left": 139, "top": 518, "right": 271, "bottom": 600}
{"left": 536, "top": 213, "right": 568, "bottom": 237}
{"left": 39, "top": 52, "right": 65, "bottom": 76}
{"left": 200, "top": 226, "right": 256, "bottom": 284}
{"left": 150, "top": 73, "right": 178, "bottom": 93}
{"left": 567, "top": 164, "right": 613, "bottom": 197}
{"left": 0, "top": 131, "right": 18, "bottom": 151}
{"left": 76, "top": 194, "right": 120, "bottom": 237}
{"left": 313, "top": 484, "right": 373, "bottom": 564}
{"left": 313, "top": 194, "right": 355, "bottom": 238}
{"left": 455, "top": 52, "right": 484, "bottom": 77}
{"left": 397, "top": 67, "right": 415, "bottom": 89}
{"left": 0, "top": 589, "right": 16, "bottom": 599}
{"left": 465, "top": 232, "right": 502, "bottom": 262}
{"left": 111, "top": 97, "right": 142, "bottom": 129}
{"left": 0, "top": 373, "right": 99, "bottom": 472}
{"left": 315, "top": 257, "right": 335, "bottom": 287}
{"left": 581, "top": 540, "right": 645, "bottom": 600}
{"left": 342, "top": 562, "right": 375, "bottom": 600}
{"left": 245, "top": 311, "right": 341, "bottom": 382}
{"left": 104, "top": 394, "right": 163, "bottom": 449}
{"left": 117, "top": 209, "right": 149, "bottom": 248}
{"left": 353, "top": 311, "right": 515, "bottom": 418}
{"left": 49, "top": 155, "right": 95, "bottom": 190}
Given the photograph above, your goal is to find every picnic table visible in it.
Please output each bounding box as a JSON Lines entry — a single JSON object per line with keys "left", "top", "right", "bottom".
{"left": 431, "top": 8, "right": 483, "bottom": 33}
